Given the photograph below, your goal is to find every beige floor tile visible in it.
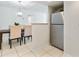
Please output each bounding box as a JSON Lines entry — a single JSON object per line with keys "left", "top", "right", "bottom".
{"left": 17, "top": 51, "right": 30, "bottom": 56}
{"left": 2, "top": 44, "right": 12, "bottom": 50}
{"left": 32, "top": 49, "right": 48, "bottom": 57}
{"left": 15, "top": 44, "right": 28, "bottom": 49}
{"left": 15, "top": 45, "right": 30, "bottom": 52}
{"left": 0, "top": 50, "right": 2, "bottom": 57}
{"left": 21, "top": 52, "right": 35, "bottom": 57}
{"left": 47, "top": 49, "right": 63, "bottom": 57}
{"left": 2, "top": 52, "right": 18, "bottom": 57}
{"left": 2, "top": 48, "right": 16, "bottom": 56}
{"left": 49, "top": 54, "right": 63, "bottom": 57}
{"left": 38, "top": 45, "right": 63, "bottom": 57}
{"left": 2, "top": 40, "right": 16, "bottom": 50}
{"left": 42, "top": 46, "right": 55, "bottom": 52}
{"left": 41, "top": 53, "right": 52, "bottom": 57}
{"left": 16, "top": 47, "right": 31, "bottom": 56}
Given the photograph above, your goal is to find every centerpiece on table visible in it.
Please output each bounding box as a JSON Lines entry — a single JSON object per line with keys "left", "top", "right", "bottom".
{"left": 14, "top": 22, "right": 19, "bottom": 26}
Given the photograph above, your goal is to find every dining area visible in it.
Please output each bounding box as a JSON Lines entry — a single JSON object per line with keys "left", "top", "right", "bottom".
{"left": 0, "top": 24, "right": 32, "bottom": 49}
{"left": 0, "top": 1, "right": 33, "bottom": 50}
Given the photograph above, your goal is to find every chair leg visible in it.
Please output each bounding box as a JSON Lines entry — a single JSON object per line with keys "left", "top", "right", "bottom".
{"left": 28, "top": 37, "right": 29, "bottom": 40}
{"left": 17, "top": 38, "right": 19, "bottom": 42}
{"left": 31, "top": 36, "right": 32, "bottom": 42}
{"left": 24, "top": 37, "right": 26, "bottom": 44}
{"left": 20, "top": 38, "right": 21, "bottom": 45}
{"left": 10, "top": 40, "right": 12, "bottom": 48}
{"left": 21, "top": 37, "right": 23, "bottom": 42}
{"left": 29, "top": 36, "right": 32, "bottom": 42}
{"left": 9, "top": 39, "right": 10, "bottom": 45}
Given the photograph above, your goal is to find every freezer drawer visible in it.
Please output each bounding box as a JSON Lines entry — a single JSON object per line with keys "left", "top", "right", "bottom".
{"left": 50, "top": 25, "right": 64, "bottom": 50}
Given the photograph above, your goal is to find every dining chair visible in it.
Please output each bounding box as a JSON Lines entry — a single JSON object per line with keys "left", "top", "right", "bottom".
{"left": 9, "top": 25, "right": 22, "bottom": 48}
{"left": 23, "top": 25, "right": 32, "bottom": 44}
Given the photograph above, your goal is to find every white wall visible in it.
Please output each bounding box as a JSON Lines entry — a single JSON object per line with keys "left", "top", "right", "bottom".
{"left": 31, "top": 24, "right": 49, "bottom": 51}
{"left": 31, "top": 6, "right": 52, "bottom": 51}
{"left": 48, "top": 6, "right": 53, "bottom": 42}
{"left": 64, "top": 1, "right": 79, "bottom": 56}
{"left": 0, "top": 4, "right": 48, "bottom": 29}
{"left": 0, "top": 6, "right": 28, "bottom": 29}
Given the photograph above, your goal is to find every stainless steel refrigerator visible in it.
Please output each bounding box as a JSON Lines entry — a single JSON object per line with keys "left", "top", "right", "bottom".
{"left": 50, "top": 12, "right": 64, "bottom": 50}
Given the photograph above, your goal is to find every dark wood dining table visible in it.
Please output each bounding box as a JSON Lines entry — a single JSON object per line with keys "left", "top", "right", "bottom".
{"left": 0, "top": 29, "right": 10, "bottom": 49}
{"left": 0, "top": 29, "right": 24, "bottom": 50}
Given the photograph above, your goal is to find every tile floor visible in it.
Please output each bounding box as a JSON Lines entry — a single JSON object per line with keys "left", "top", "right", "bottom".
{"left": 0, "top": 34, "right": 64, "bottom": 57}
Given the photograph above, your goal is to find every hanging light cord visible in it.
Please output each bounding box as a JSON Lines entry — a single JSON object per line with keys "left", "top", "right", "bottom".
{"left": 18, "top": 1, "right": 22, "bottom": 12}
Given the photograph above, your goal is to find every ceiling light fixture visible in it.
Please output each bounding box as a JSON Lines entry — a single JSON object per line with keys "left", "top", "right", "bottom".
{"left": 12, "top": 1, "right": 31, "bottom": 6}
{"left": 28, "top": 15, "right": 32, "bottom": 24}
{"left": 17, "top": 1, "right": 23, "bottom": 17}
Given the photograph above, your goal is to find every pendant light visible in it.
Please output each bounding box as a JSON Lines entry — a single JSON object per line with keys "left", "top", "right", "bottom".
{"left": 17, "top": 1, "right": 23, "bottom": 17}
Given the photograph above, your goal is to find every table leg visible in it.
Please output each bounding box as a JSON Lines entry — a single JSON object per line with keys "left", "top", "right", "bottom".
{"left": 0, "top": 33, "right": 2, "bottom": 50}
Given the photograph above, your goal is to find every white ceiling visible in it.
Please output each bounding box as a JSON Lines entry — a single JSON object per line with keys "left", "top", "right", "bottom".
{"left": 32, "top": 1, "right": 63, "bottom": 7}
{"left": 0, "top": 1, "right": 63, "bottom": 7}
{"left": 0, "top": 1, "right": 63, "bottom": 13}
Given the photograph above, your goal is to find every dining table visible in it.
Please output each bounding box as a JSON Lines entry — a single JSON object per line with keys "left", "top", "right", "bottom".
{"left": 0, "top": 29, "right": 24, "bottom": 50}
{"left": 0, "top": 29, "right": 10, "bottom": 49}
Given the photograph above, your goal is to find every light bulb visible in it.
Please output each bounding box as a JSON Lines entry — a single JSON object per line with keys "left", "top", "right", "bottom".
{"left": 28, "top": 15, "right": 32, "bottom": 24}
{"left": 17, "top": 12, "right": 23, "bottom": 16}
